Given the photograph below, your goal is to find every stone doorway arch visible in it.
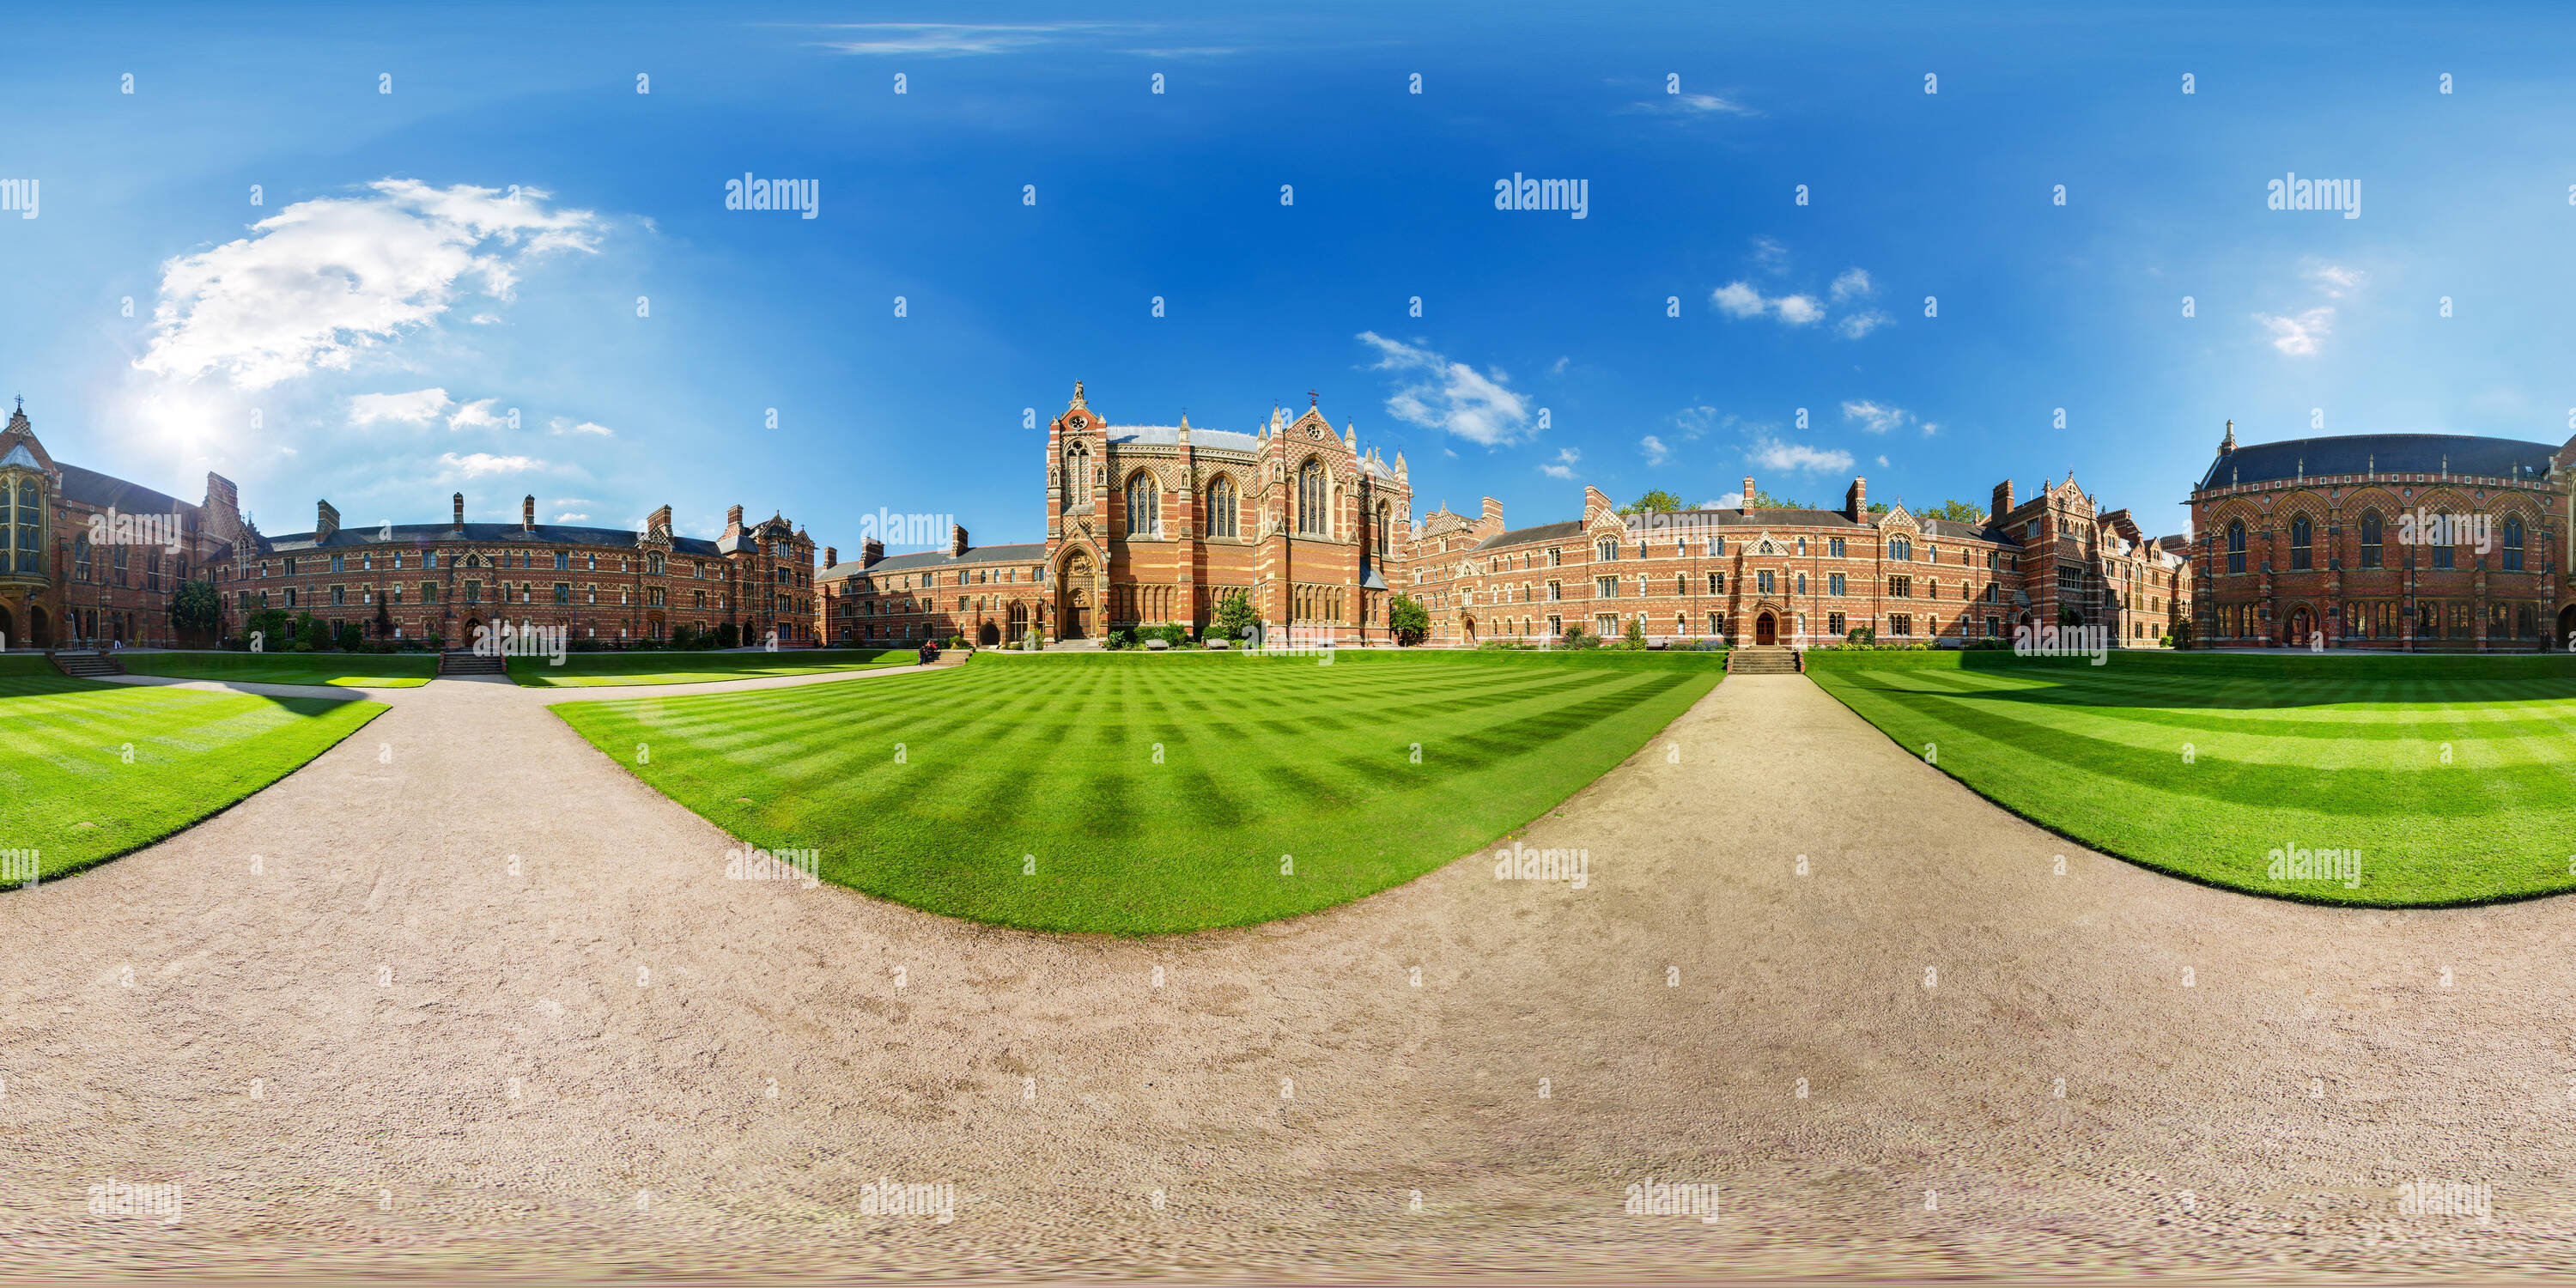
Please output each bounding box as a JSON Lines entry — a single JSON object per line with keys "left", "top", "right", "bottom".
{"left": 1755, "top": 611, "right": 1777, "bottom": 646}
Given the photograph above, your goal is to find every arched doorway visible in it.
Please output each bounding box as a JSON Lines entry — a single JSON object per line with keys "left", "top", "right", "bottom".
{"left": 461, "top": 617, "right": 484, "bottom": 648}
{"left": 27, "top": 604, "right": 46, "bottom": 648}
{"left": 1462, "top": 614, "right": 1477, "bottom": 643}
{"left": 1755, "top": 611, "right": 1777, "bottom": 646}
{"left": 2559, "top": 604, "right": 2576, "bottom": 651}
{"left": 1059, "top": 551, "right": 1094, "bottom": 639}
{"left": 977, "top": 620, "right": 999, "bottom": 647}
{"left": 2285, "top": 605, "right": 2314, "bottom": 647}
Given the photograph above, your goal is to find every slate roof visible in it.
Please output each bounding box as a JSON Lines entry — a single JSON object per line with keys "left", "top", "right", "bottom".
{"left": 2196, "top": 433, "right": 2555, "bottom": 492}
{"left": 258, "top": 521, "right": 723, "bottom": 557}
{"left": 58, "top": 464, "right": 198, "bottom": 519}
{"left": 820, "top": 542, "right": 1050, "bottom": 583}
{"left": 1466, "top": 508, "right": 2020, "bottom": 553}
{"left": 1106, "top": 426, "right": 1264, "bottom": 454}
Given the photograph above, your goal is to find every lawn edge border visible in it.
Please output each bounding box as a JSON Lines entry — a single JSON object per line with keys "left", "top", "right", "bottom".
{"left": 1801, "top": 670, "right": 2576, "bottom": 912}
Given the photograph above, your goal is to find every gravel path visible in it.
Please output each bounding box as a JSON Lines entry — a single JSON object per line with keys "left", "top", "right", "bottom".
{"left": 2, "top": 667, "right": 2567, "bottom": 1280}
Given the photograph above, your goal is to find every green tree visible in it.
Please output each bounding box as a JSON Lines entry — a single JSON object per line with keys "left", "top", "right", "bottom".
{"left": 1211, "top": 588, "right": 1260, "bottom": 642}
{"left": 1928, "top": 499, "right": 1987, "bottom": 525}
{"left": 169, "top": 579, "right": 222, "bottom": 640}
{"left": 295, "top": 611, "right": 328, "bottom": 652}
{"left": 1619, "top": 489, "right": 1685, "bottom": 515}
{"left": 1747, "top": 489, "right": 1807, "bottom": 510}
{"left": 714, "top": 622, "right": 739, "bottom": 649}
{"left": 1621, "top": 612, "right": 1649, "bottom": 648}
{"left": 1388, "top": 593, "right": 1430, "bottom": 646}
{"left": 1866, "top": 501, "right": 1892, "bottom": 514}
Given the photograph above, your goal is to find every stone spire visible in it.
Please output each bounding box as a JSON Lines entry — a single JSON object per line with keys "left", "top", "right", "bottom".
{"left": 4, "top": 397, "right": 27, "bottom": 436}
{"left": 1070, "top": 380, "right": 1088, "bottom": 410}
{"left": 2221, "top": 419, "right": 2236, "bottom": 453}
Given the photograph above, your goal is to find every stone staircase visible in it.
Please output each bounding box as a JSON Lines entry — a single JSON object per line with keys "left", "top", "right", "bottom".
{"left": 52, "top": 650, "right": 123, "bottom": 679}
{"left": 437, "top": 649, "right": 506, "bottom": 677}
{"left": 1728, "top": 646, "right": 1801, "bottom": 675}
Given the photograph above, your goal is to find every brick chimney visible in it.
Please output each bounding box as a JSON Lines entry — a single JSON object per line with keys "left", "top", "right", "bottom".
{"left": 1844, "top": 477, "right": 1867, "bottom": 523}
{"left": 521, "top": 494, "right": 536, "bottom": 532}
{"left": 1741, "top": 477, "right": 1755, "bottom": 515}
{"left": 452, "top": 491, "right": 465, "bottom": 533}
{"left": 1990, "top": 479, "right": 2016, "bottom": 522}
{"left": 1480, "top": 496, "right": 1503, "bottom": 531}
{"left": 861, "top": 538, "right": 884, "bottom": 567}
{"left": 725, "top": 504, "right": 744, "bottom": 536}
{"left": 823, "top": 545, "right": 837, "bottom": 568}
{"left": 315, "top": 499, "right": 339, "bottom": 540}
{"left": 950, "top": 523, "right": 969, "bottom": 557}
{"left": 647, "top": 504, "right": 672, "bottom": 538}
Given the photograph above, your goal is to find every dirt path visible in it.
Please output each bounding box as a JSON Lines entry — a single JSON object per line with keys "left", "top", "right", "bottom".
{"left": 2, "top": 669, "right": 2566, "bottom": 1279}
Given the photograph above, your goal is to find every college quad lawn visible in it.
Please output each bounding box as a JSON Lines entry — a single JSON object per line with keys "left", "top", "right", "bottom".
{"left": 508, "top": 648, "right": 912, "bottom": 687}
{"left": 553, "top": 649, "right": 1723, "bottom": 933}
{"left": 0, "top": 657, "right": 385, "bottom": 883}
{"left": 118, "top": 650, "right": 436, "bottom": 688}
{"left": 1807, "top": 649, "right": 2576, "bottom": 906}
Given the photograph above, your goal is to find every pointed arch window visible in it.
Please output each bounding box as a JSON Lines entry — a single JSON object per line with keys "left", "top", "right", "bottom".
{"left": 1297, "top": 461, "right": 1327, "bottom": 536}
{"left": 2226, "top": 520, "right": 2246, "bottom": 574}
{"left": 1126, "top": 471, "right": 1157, "bottom": 536}
{"left": 1887, "top": 536, "right": 1912, "bottom": 562}
{"left": 1206, "top": 477, "right": 1237, "bottom": 538}
{"left": 3, "top": 474, "right": 41, "bottom": 577}
{"left": 1065, "top": 441, "right": 1092, "bottom": 507}
{"left": 2504, "top": 513, "right": 2525, "bottom": 571}
{"left": 1376, "top": 501, "right": 1391, "bottom": 558}
{"left": 2289, "top": 514, "right": 2313, "bottom": 570}
{"left": 2358, "top": 511, "right": 2383, "bottom": 568}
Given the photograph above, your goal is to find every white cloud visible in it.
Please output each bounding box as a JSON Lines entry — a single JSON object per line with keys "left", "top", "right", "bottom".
{"left": 349, "top": 387, "right": 453, "bottom": 426}
{"left": 1829, "top": 268, "right": 1874, "bottom": 301}
{"left": 1876, "top": 454, "right": 1890, "bottom": 467}
{"left": 137, "top": 179, "right": 601, "bottom": 389}
{"left": 548, "top": 416, "right": 613, "bottom": 437}
{"left": 1750, "top": 237, "right": 1789, "bottom": 274}
{"left": 1836, "top": 311, "right": 1890, "bottom": 339}
{"left": 1640, "top": 434, "right": 1669, "bottom": 465}
{"left": 447, "top": 398, "right": 510, "bottom": 432}
{"left": 1753, "top": 437, "right": 1854, "bottom": 474}
{"left": 1549, "top": 355, "right": 1570, "bottom": 376}
{"left": 1626, "top": 92, "right": 1759, "bottom": 119}
{"left": 2256, "top": 307, "right": 2333, "bottom": 355}
{"left": 1541, "top": 447, "right": 1582, "bottom": 480}
{"left": 1712, "top": 282, "right": 1767, "bottom": 319}
{"left": 439, "top": 451, "right": 543, "bottom": 477}
{"left": 554, "top": 497, "right": 592, "bottom": 506}
{"left": 1704, "top": 491, "right": 1746, "bottom": 509}
{"left": 1921, "top": 421, "right": 1940, "bottom": 437}
{"left": 812, "top": 22, "right": 1107, "bottom": 55}
{"left": 1357, "top": 331, "right": 1532, "bottom": 447}
{"left": 1672, "top": 405, "right": 1721, "bottom": 439}
{"left": 2306, "top": 263, "right": 2366, "bottom": 298}
{"left": 1711, "top": 281, "right": 1823, "bottom": 326}
{"left": 554, "top": 512, "right": 590, "bottom": 522}
{"left": 1842, "top": 400, "right": 1910, "bottom": 434}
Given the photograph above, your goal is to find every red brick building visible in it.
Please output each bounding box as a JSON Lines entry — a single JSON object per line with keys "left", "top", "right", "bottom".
{"left": 1407, "top": 471, "right": 2189, "bottom": 648}
{"left": 246, "top": 496, "right": 818, "bottom": 647}
{"left": 2189, "top": 422, "right": 2565, "bottom": 649}
{"left": 818, "top": 382, "right": 1413, "bottom": 645}
{"left": 0, "top": 401, "right": 250, "bottom": 648}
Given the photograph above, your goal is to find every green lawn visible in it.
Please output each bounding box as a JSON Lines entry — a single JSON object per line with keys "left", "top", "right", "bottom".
{"left": 551, "top": 649, "right": 1724, "bottom": 933}
{"left": 0, "top": 657, "right": 386, "bottom": 884}
{"left": 509, "top": 648, "right": 913, "bottom": 687}
{"left": 1806, "top": 649, "right": 2576, "bottom": 906}
{"left": 118, "top": 650, "right": 436, "bottom": 688}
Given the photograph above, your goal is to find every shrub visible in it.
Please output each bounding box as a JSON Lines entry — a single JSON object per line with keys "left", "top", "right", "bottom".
{"left": 1559, "top": 624, "right": 1601, "bottom": 651}
{"left": 1210, "top": 589, "right": 1259, "bottom": 644}
{"left": 1104, "top": 626, "right": 1139, "bottom": 650}
{"left": 1388, "top": 593, "right": 1430, "bottom": 646}
{"left": 1845, "top": 625, "right": 1877, "bottom": 646}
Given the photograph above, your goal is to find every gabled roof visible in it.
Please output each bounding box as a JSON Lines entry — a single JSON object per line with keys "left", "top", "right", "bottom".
{"left": 258, "top": 521, "right": 723, "bottom": 557}
{"left": 819, "top": 542, "right": 1050, "bottom": 582}
{"left": 1471, "top": 519, "right": 1584, "bottom": 551}
{"left": 2196, "top": 433, "right": 2555, "bottom": 492}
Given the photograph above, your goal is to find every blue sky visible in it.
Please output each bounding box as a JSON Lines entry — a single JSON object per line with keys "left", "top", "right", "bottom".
{"left": 4, "top": 1, "right": 2573, "bottom": 546}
